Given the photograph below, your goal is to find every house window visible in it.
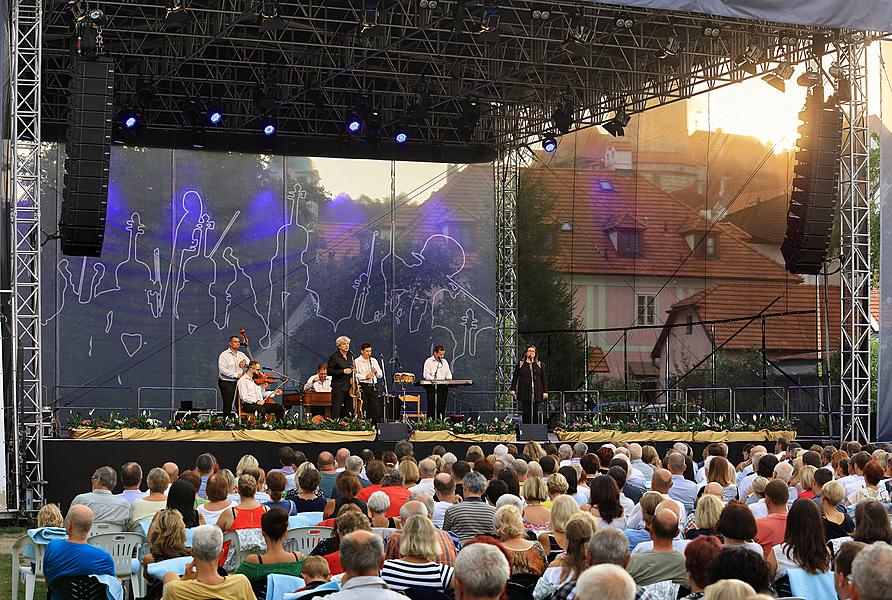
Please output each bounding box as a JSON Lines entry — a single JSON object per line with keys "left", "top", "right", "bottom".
{"left": 704, "top": 235, "right": 717, "bottom": 258}
{"left": 685, "top": 315, "right": 693, "bottom": 335}
{"left": 615, "top": 230, "right": 641, "bottom": 257}
{"left": 636, "top": 294, "right": 656, "bottom": 325}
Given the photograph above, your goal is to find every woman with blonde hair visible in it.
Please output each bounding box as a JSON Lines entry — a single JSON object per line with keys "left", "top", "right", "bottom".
{"left": 703, "top": 579, "right": 755, "bottom": 600}
{"left": 797, "top": 466, "right": 817, "bottom": 500}
{"left": 380, "top": 514, "right": 453, "bottom": 592}
{"left": 143, "top": 508, "right": 190, "bottom": 577}
{"left": 236, "top": 455, "right": 259, "bottom": 477}
{"left": 528, "top": 461, "right": 544, "bottom": 479}
{"left": 546, "top": 473, "right": 569, "bottom": 504}
{"left": 533, "top": 512, "right": 597, "bottom": 599}
{"left": 37, "top": 503, "right": 64, "bottom": 528}
{"left": 685, "top": 494, "right": 724, "bottom": 540}
{"left": 399, "top": 459, "right": 420, "bottom": 488}
{"left": 521, "top": 477, "right": 551, "bottom": 531}
{"left": 493, "top": 505, "right": 548, "bottom": 576}
{"left": 541, "top": 495, "right": 580, "bottom": 560}
{"left": 820, "top": 480, "right": 854, "bottom": 540}
{"left": 524, "top": 441, "right": 547, "bottom": 462}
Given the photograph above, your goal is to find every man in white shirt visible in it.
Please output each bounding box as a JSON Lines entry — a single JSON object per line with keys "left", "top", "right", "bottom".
{"left": 431, "top": 473, "right": 459, "bottom": 528}
{"left": 237, "top": 361, "right": 285, "bottom": 421}
{"left": 355, "top": 343, "right": 383, "bottom": 422}
{"left": 422, "top": 344, "right": 453, "bottom": 420}
{"left": 410, "top": 459, "right": 438, "bottom": 497}
{"left": 218, "top": 335, "right": 249, "bottom": 418}
{"left": 304, "top": 363, "right": 332, "bottom": 392}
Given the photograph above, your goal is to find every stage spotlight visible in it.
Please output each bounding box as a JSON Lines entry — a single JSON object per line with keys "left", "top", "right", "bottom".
{"left": 261, "top": 116, "right": 277, "bottom": 136}
{"left": 531, "top": 6, "right": 550, "bottom": 20}
{"left": 542, "top": 135, "right": 557, "bottom": 153}
{"left": 701, "top": 25, "right": 721, "bottom": 38}
{"left": 346, "top": 113, "right": 363, "bottom": 135}
{"left": 658, "top": 32, "right": 680, "bottom": 60}
{"left": 360, "top": 1, "right": 383, "bottom": 37}
{"left": 734, "top": 43, "right": 765, "bottom": 76}
{"left": 395, "top": 128, "right": 409, "bottom": 144}
{"left": 562, "top": 14, "right": 595, "bottom": 57}
{"left": 206, "top": 101, "right": 223, "bottom": 125}
{"left": 601, "top": 110, "right": 631, "bottom": 137}
{"left": 552, "top": 97, "right": 575, "bottom": 135}
{"left": 259, "top": 0, "right": 286, "bottom": 33}
{"left": 762, "top": 62, "right": 794, "bottom": 92}
{"left": 164, "top": 0, "right": 190, "bottom": 31}
{"left": 797, "top": 69, "right": 822, "bottom": 88}
{"left": 478, "top": 5, "right": 500, "bottom": 42}
{"left": 64, "top": 0, "right": 87, "bottom": 24}
{"left": 120, "top": 108, "right": 142, "bottom": 130}
{"left": 419, "top": 0, "right": 438, "bottom": 8}
{"left": 615, "top": 15, "right": 633, "bottom": 29}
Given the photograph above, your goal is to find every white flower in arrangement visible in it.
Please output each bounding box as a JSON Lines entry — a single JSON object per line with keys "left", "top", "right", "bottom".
{"left": 146, "top": 418, "right": 162, "bottom": 427}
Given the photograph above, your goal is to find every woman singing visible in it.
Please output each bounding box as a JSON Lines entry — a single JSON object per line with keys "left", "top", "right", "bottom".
{"left": 510, "top": 345, "right": 548, "bottom": 424}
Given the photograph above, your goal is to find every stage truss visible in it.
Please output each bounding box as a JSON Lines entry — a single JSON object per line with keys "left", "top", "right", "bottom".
{"left": 5, "top": 1, "right": 884, "bottom": 514}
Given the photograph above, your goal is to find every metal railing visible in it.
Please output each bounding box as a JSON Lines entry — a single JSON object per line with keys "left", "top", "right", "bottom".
{"left": 137, "top": 387, "right": 219, "bottom": 420}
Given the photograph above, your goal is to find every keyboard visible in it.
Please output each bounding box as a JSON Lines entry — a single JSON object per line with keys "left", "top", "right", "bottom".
{"left": 416, "top": 379, "right": 474, "bottom": 386}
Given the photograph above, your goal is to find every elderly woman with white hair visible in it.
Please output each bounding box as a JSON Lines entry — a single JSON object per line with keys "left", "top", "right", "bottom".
{"left": 367, "top": 490, "right": 396, "bottom": 528}
{"left": 162, "top": 525, "right": 254, "bottom": 599}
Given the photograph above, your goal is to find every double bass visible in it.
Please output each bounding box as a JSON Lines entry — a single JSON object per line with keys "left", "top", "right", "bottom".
{"left": 239, "top": 329, "right": 287, "bottom": 387}
{"left": 350, "top": 358, "right": 364, "bottom": 417}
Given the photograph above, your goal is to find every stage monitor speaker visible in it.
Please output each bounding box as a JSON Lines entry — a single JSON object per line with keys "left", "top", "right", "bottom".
{"left": 519, "top": 423, "right": 548, "bottom": 441}
{"left": 61, "top": 57, "right": 114, "bottom": 257}
{"left": 781, "top": 95, "right": 842, "bottom": 275}
{"left": 478, "top": 411, "right": 510, "bottom": 422}
{"left": 377, "top": 421, "right": 410, "bottom": 442}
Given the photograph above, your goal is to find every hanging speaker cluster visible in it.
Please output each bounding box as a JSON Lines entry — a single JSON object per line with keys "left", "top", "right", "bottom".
{"left": 781, "top": 92, "right": 843, "bottom": 275}
{"left": 60, "top": 57, "right": 115, "bottom": 257}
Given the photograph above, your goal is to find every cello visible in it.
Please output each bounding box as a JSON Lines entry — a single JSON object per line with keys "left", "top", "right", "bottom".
{"left": 350, "top": 357, "right": 364, "bottom": 417}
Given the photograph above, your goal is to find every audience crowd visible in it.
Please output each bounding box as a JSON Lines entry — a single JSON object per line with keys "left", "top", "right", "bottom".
{"left": 32, "top": 437, "right": 892, "bottom": 600}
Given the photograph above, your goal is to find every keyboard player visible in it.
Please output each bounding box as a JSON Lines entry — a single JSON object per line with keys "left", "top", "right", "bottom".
{"left": 422, "top": 344, "right": 452, "bottom": 420}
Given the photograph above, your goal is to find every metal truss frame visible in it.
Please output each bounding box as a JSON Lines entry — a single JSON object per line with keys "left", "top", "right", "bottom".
{"left": 838, "top": 39, "right": 873, "bottom": 443}
{"left": 8, "top": 0, "right": 45, "bottom": 515}
{"left": 495, "top": 147, "right": 519, "bottom": 407}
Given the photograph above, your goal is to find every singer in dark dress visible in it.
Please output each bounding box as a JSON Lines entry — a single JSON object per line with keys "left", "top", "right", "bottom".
{"left": 510, "top": 345, "right": 548, "bottom": 424}
{"left": 327, "top": 336, "right": 354, "bottom": 419}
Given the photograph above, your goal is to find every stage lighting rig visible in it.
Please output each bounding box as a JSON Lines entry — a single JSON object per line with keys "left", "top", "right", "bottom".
{"left": 762, "top": 62, "right": 795, "bottom": 92}
{"left": 118, "top": 107, "right": 143, "bottom": 131}
{"left": 259, "top": 0, "right": 287, "bottom": 33}
{"left": 733, "top": 43, "right": 765, "bottom": 76}
{"left": 419, "top": 0, "right": 438, "bottom": 9}
{"left": 701, "top": 25, "right": 721, "bottom": 38}
{"left": 477, "top": 5, "right": 501, "bottom": 43}
{"left": 531, "top": 5, "right": 550, "bottom": 20}
{"left": 542, "top": 135, "right": 557, "bottom": 153}
{"left": 797, "top": 69, "right": 822, "bottom": 88}
{"left": 562, "top": 13, "right": 596, "bottom": 57}
{"left": 828, "top": 63, "right": 852, "bottom": 103}
{"left": 206, "top": 101, "right": 224, "bottom": 126}
{"left": 658, "top": 32, "right": 681, "bottom": 60}
{"left": 602, "top": 110, "right": 631, "bottom": 137}
{"left": 67, "top": 4, "right": 107, "bottom": 56}
{"left": 261, "top": 116, "right": 278, "bottom": 136}
{"left": 164, "top": 0, "right": 191, "bottom": 31}
{"left": 615, "top": 15, "right": 634, "bottom": 29}
{"left": 360, "top": 1, "right": 383, "bottom": 37}
{"left": 552, "top": 97, "right": 576, "bottom": 135}
{"left": 394, "top": 128, "right": 409, "bottom": 144}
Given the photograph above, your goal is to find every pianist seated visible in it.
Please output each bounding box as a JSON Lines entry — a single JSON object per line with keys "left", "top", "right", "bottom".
{"left": 305, "top": 363, "right": 332, "bottom": 392}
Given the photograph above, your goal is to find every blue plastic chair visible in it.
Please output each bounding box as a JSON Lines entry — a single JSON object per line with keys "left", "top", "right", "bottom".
{"left": 266, "top": 573, "right": 305, "bottom": 600}
{"left": 786, "top": 568, "right": 835, "bottom": 600}
{"left": 289, "top": 513, "right": 323, "bottom": 529}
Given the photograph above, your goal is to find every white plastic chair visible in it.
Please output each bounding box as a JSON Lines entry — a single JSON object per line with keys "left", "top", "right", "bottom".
{"left": 88, "top": 531, "right": 146, "bottom": 599}
{"left": 284, "top": 526, "right": 333, "bottom": 555}
{"left": 222, "top": 528, "right": 267, "bottom": 572}
{"left": 11, "top": 535, "right": 48, "bottom": 600}
{"left": 371, "top": 527, "right": 398, "bottom": 539}
{"left": 88, "top": 521, "right": 125, "bottom": 538}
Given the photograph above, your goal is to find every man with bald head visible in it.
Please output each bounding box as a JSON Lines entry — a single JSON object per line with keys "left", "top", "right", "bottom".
{"left": 432, "top": 473, "right": 458, "bottom": 527}
{"left": 627, "top": 507, "right": 688, "bottom": 586}
{"left": 626, "top": 469, "right": 686, "bottom": 530}
{"left": 410, "top": 458, "right": 438, "bottom": 497}
{"left": 162, "top": 462, "right": 179, "bottom": 493}
{"left": 630, "top": 499, "right": 689, "bottom": 555}
{"left": 335, "top": 448, "right": 350, "bottom": 472}
{"left": 43, "top": 505, "right": 115, "bottom": 598}
{"left": 318, "top": 451, "right": 339, "bottom": 498}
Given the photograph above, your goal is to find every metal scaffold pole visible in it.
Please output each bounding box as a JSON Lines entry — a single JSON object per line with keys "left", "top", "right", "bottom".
{"left": 495, "top": 148, "right": 519, "bottom": 412}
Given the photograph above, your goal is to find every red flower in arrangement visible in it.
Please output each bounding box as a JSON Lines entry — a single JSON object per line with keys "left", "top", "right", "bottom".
{"left": 81, "top": 419, "right": 92, "bottom": 426}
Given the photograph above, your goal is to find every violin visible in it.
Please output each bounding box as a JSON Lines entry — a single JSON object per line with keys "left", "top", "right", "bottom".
{"left": 253, "top": 371, "right": 287, "bottom": 385}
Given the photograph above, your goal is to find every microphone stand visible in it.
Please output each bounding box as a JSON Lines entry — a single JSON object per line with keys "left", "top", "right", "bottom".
{"left": 434, "top": 360, "right": 441, "bottom": 422}
{"left": 379, "top": 353, "right": 390, "bottom": 422}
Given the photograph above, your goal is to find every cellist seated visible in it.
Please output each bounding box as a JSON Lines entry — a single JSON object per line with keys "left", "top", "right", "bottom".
{"left": 237, "top": 361, "right": 286, "bottom": 422}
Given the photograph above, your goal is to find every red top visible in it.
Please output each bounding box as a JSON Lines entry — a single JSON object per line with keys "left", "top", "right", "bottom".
{"left": 754, "top": 513, "right": 788, "bottom": 557}
{"left": 357, "top": 484, "right": 411, "bottom": 518}
{"left": 799, "top": 489, "right": 816, "bottom": 500}
{"left": 324, "top": 551, "right": 343, "bottom": 575}
{"left": 218, "top": 505, "right": 268, "bottom": 567}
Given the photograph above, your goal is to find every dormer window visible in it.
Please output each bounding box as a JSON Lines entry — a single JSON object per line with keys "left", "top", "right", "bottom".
{"left": 679, "top": 219, "right": 719, "bottom": 259}
{"left": 603, "top": 214, "right": 647, "bottom": 258}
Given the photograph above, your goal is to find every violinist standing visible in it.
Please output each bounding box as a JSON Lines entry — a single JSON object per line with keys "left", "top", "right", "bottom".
{"left": 218, "top": 335, "right": 248, "bottom": 417}
{"left": 237, "top": 361, "right": 285, "bottom": 421}
{"left": 327, "top": 336, "right": 355, "bottom": 419}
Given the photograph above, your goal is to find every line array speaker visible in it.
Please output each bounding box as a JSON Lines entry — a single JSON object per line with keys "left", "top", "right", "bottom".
{"left": 61, "top": 57, "right": 114, "bottom": 257}
{"left": 781, "top": 92, "right": 842, "bottom": 275}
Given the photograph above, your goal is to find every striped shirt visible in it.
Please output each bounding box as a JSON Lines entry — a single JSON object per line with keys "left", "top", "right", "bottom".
{"left": 442, "top": 498, "right": 496, "bottom": 541}
{"left": 380, "top": 559, "right": 453, "bottom": 592}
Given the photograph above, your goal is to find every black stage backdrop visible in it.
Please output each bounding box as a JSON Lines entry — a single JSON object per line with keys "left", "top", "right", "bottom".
{"left": 41, "top": 146, "right": 496, "bottom": 421}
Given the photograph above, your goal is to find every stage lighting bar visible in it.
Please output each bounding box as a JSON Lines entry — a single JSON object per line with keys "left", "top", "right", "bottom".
{"left": 734, "top": 43, "right": 765, "bottom": 75}
{"left": 762, "top": 62, "right": 794, "bottom": 92}
{"left": 658, "top": 33, "right": 681, "bottom": 60}
{"left": 602, "top": 110, "right": 631, "bottom": 137}
{"left": 702, "top": 25, "right": 722, "bottom": 38}
{"left": 360, "top": 1, "right": 383, "bottom": 37}
{"left": 542, "top": 135, "right": 557, "bottom": 153}
{"left": 119, "top": 107, "right": 142, "bottom": 130}
{"left": 552, "top": 97, "right": 575, "bottom": 135}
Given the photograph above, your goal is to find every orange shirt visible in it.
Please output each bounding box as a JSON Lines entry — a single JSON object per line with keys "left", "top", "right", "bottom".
{"left": 357, "top": 485, "right": 411, "bottom": 519}
{"left": 754, "top": 513, "right": 787, "bottom": 556}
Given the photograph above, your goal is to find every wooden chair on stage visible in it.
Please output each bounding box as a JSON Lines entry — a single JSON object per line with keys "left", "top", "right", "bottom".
{"left": 237, "top": 396, "right": 274, "bottom": 422}
{"left": 400, "top": 394, "right": 423, "bottom": 419}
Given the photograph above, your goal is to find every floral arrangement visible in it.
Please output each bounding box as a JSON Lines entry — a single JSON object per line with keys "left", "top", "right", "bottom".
{"left": 67, "top": 411, "right": 374, "bottom": 432}
{"left": 412, "top": 417, "right": 516, "bottom": 435}
{"left": 559, "top": 413, "right": 796, "bottom": 433}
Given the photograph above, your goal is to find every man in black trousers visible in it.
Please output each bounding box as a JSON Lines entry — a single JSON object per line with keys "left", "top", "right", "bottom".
{"left": 327, "top": 335, "right": 354, "bottom": 419}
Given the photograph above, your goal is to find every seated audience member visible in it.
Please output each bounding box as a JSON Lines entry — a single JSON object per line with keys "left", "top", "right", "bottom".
{"left": 521, "top": 477, "right": 552, "bottom": 530}
{"left": 606, "top": 465, "right": 634, "bottom": 515}
{"left": 533, "top": 511, "right": 597, "bottom": 599}
{"left": 377, "top": 469, "right": 413, "bottom": 518}
{"left": 131, "top": 467, "right": 170, "bottom": 525}
{"left": 485, "top": 480, "right": 509, "bottom": 506}
{"left": 746, "top": 477, "right": 769, "bottom": 519}
{"left": 753, "top": 479, "right": 788, "bottom": 556}
{"left": 668, "top": 453, "right": 699, "bottom": 513}
{"left": 162, "top": 525, "right": 254, "bottom": 599}
{"left": 847, "top": 460, "right": 891, "bottom": 505}
{"left": 704, "top": 456, "right": 736, "bottom": 502}
{"left": 833, "top": 541, "right": 867, "bottom": 600}
{"left": 380, "top": 514, "right": 454, "bottom": 592}
{"left": 177, "top": 471, "right": 204, "bottom": 505}
{"left": 355, "top": 459, "right": 387, "bottom": 502}
{"left": 324, "top": 472, "right": 368, "bottom": 519}
{"left": 43, "top": 505, "right": 115, "bottom": 600}
{"left": 626, "top": 507, "right": 688, "bottom": 586}
{"left": 498, "top": 468, "right": 520, "bottom": 498}
{"left": 702, "top": 579, "right": 754, "bottom": 599}
{"left": 766, "top": 499, "right": 830, "bottom": 593}
{"left": 323, "top": 530, "right": 405, "bottom": 600}
{"left": 443, "top": 471, "right": 496, "bottom": 542}
{"left": 707, "top": 547, "right": 772, "bottom": 595}
{"left": 432, "top": 473, "right": 458, "bottom": 528}
{"left": 194, "top": 453, "right": 217, "bottom": 499}
{"left": 493, "top": 505, "right": 548, "bottom": 576}
{"left": 583, "top": 475, "right": 627, "bottom": 530}
{"left": 715, "top": 501, "right": 762, "bottom": 555}
{"left": 797, "top": 465, "right": 817, "bottom": 500}
{"left": 197, "top": 473, "right": 235, "bottom": 526}
{"left": 292, "top": 467, "right": 328, "bottom": 513}
{"left": 820, "top": 480, "right": 854, "bottom": 540}
{"left": 119, "top": 462, "right": 148, "bottom": 503}
{"left": 680, "top": 535, "right": 722, "bottom": 600}
{"left": 686, "top": 494, "right": 723, "bottom": 541}
{"left": 400, "top": 459, "right": 421, "bottom": 488}
{"left": 409, "top": 458, "right": 438, "bottom": 497}
{"left": 264, "top": 471, "right": 297, "bottom": 516}
{"left": 233, "top": 507, "right": 302, "bottom": 594}
{"left": 70, "top": 466, "right": 130, "bottom": 527}
{"left": 240, "top": 466, "right": 270, "bottom": 504}
{"left": 546, "top": 473, "right": 570, "bottom": 505}
{"left": 317, "top": 507, "right": 372, "bottom": 575}
{"left": 852, "top": 500, "right": 892, "bottom": 545}
{"left": 849, "top": 541, "right": 892, "bottom": 600}
{"left": 166, "top": 479, "right": 204, "bottom": 529}
{"left": 368, "top": 490, "right": 397, "bottom": 528}
{"left": 268, "top": 446, "right": 296, "bottom": 478}
{"left": 143, "top": 509, "right": 191, "bottom": 599}
{"left": 236, "top": 455, "right": 260, "bottom": 477}
{"left": 216, "top": 474, "right": 268, "bottom": 567}
{"left": 453, "top": 542, "right": 511, "bottom": 600}
{"left": 292, "top": 555, "right": 331, "bottom": 593}
{"left": 163, "top": 462, "right": 179, "bottom": 492}
{"left": 574, "top": 564, "right": 637, "bottom": 600}
{"left": 315, "top": 452, "right": 339, "bottom": 499}
{"left": 540, "top": 494, "right": 580, "bottom": 562}
{"left": 385, "top": 500, "right": 458, "bottom": 565}
{"left": 38, "top": 503, "right": 64, "bottom": 528}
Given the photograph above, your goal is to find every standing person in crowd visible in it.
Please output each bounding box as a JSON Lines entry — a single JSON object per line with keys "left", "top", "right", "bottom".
{"left": 453, "top": 542, "right": 511, "bottom": 600}
{"left": 218, "top": 335, "right": 248, "bottom": 418}
{"left": 324, "top": 530, "right": 406, "bottom": 600}
{"left": 131, "top": 467, "right": 170, "bottom": 525}
{"left": 380, "top": 514, "right": 454, "bottom": 592}
{"left": 819, "top": 480, "right": 854, "bottom": 540}
{"left": 70, "top": 466, "right": 130, "bottom": 527}
{"left": 166, "top": 479, "right": 204, "bottom": 528}
{"left": 43, "top": 505, "right": 115, "bottom": 600}
{"left": 264, "top": 471, "right": 297, "bottom": 516}
{"left": 766, "top": 499, "right": 830, "bottom": 593}
{"left": 509, "top": 345, "right": 548, "bottom": 424}
{"left": 162, "top": 525, "right": 255, "bottom": 600}
{"left": 443, "top": 471, "right": 496, "bottom": 542}
{"left": 233, "top": 508, "right": 302, "bottom": 595}
{"left": 753, "top": 480, "right": 789, "bottom": 556}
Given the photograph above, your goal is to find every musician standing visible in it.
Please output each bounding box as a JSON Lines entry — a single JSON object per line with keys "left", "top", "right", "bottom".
{"left": 509, "top": 345, "right": 548, "bottom": 424}
{"left": 422, "top": 344, "right": 452, "bottom": 420}
{"left": 355, "top": 343, "right": 382, "bottom": 422}
{"left": 218, "top": 335, "right": 248, "bottom": 417}
{"left": 237, "top": 361, "right": 285, "bottom": 421}
{"left": 327, "top": 336, "right": 354, "bottom": 419}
